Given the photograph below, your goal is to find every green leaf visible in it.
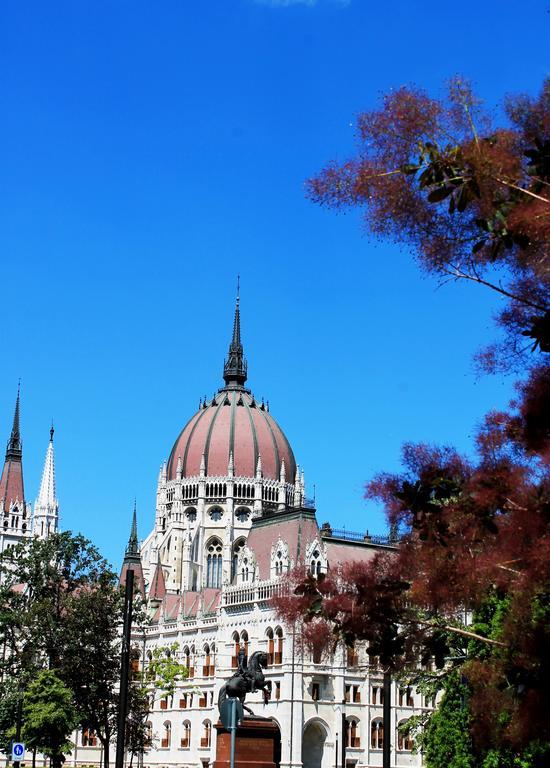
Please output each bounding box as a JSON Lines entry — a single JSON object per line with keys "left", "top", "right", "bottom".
{"left": 428, "top": 186, "right": 453, "bottom": 203}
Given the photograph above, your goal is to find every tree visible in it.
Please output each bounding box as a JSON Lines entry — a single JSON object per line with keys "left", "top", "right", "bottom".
{"left": 22, "top": 670, "right": 78, "bottom": 768}
{"left": 420, "top": 673, "right": 474, "bottom": 768}
{"left": 274, "top": 386, "right": 550, "bottom": 764}
{"left": 0, "top": 532, "right": 146, "bottom": 768}
{"left": 307, "top": 77, "right": 549, "bottom": 371}
{"left": 125, "top": 644, "right": 188, "bottom": 766}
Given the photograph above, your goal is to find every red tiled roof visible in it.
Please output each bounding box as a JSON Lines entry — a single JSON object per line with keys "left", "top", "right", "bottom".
{"left": 0, "top": 458, "right": 24, "bottom": 510}
{"left": 166, "top": 390, "right": 296, "bottom": 482}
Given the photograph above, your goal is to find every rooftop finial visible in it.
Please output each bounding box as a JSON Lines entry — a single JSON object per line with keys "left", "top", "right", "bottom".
{"left": 50, "top": 420, "right": 55, "bottom": 442}
{"left": 223, "top": 279, "right": 248, "bottom": 387}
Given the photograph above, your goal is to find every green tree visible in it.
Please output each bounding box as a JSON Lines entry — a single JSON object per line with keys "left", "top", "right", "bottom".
{"left": 22, "top": 670, "right": 78, "bottom": 768}
{"left": 422, "top": 673, "right": 474, "bottom": 768}
{"left": 0, "top": 533, "right": 146, "bottom": 768}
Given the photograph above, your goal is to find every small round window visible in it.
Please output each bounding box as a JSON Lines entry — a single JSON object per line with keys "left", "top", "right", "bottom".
{"left": 185, "top": 507, "right": 197, "bottom": 522}
{"left": 209, "top": 506, "right": 223, "bottom": 522}
{"left": 235, "top": 507, "right": 250, "bottom": 523}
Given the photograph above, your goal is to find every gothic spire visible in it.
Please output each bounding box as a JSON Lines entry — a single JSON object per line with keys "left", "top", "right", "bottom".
{"left": 125, "top": 500, "right": 140, "bottom": 562}
{"left": 223, "top": 278, "right": 248, "bottom": 387}
{"left": 6, "top": 384, "right": 22, "bottom": 461}
{"left": 120, "top": 501, "right": 146, "bottom": 597}
{"left": 36, "top": 423, "right": 56, "bottom": 509}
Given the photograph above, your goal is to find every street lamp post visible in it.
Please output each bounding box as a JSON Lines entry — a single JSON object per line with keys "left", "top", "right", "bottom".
{"left": 115, "top": 569, "right": 134, "bottom": 768}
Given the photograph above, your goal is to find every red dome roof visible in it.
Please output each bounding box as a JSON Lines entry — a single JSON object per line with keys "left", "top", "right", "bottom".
{"left": 167, "top": 389, "right": 296, "bottom": 482}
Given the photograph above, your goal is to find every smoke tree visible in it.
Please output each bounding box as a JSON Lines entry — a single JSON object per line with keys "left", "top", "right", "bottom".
{"left": 307, "top": 78, "right": 549, "bottom": 372}
{"left": 276, "top": 77, "right": 550, "bottom": 767}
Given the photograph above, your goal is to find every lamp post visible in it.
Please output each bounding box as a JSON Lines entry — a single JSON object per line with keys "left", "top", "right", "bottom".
{"left": 383, "top": 671, "right": 391, "bottom": 768}
{"left": 115, "top": 569, "right": 134, "bottom": 768}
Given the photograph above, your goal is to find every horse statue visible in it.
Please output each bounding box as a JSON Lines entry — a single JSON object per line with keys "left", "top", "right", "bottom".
{"left": 218, "top": 649, "right": 271, "bottom": 716}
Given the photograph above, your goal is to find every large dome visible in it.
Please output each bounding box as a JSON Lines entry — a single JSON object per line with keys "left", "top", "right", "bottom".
{"left": 166, "top": 295, "right": 296, "bottom": 483}
{"left": 166, "top": 389, "right": 296, "bottom": 482}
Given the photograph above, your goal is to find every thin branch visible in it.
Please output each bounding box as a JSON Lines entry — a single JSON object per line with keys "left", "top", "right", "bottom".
{"left": 416, "top": 619, "right": 506, "bottom": 647}
{"left": 495, "top": 178, "right": 550, "bottom": 204}
{"left": 445, "top": 265, "right": 548, "bottom": 312}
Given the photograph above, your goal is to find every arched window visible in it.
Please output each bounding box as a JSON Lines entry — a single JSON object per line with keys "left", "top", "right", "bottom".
{"left": 206, "top": 538, "right": 223, "bottom": 588}
{"left": 371, "top": 718, "right": 383, "bottom": 749}
{"left": 235, "top": 506, "right": 250, "bottom": 523}
{"left": 232, "top": 538, "right": 245, "bottom": 582}
{"left": 201, "top": 720, "right": 212, "bottom": 748}
{"left": 183, "top": 646, "right": 194, "bottom": 678}
{"left": 181, "top": 720, "right": 191, "bottom": 749}
{"left": 161, "top": 721, "right": 171, "bottom": 749}
{"left": 310, "top": 549, "right": 322, "bottom": 577}
{"left": 145, "top": 722, "right": 152, "bottom": 748}
{"left": 346, "top": 719, "right": 360, "bottom": 748}
{"left": 397, "top": 720, "right": 413, "bottom": 751}
{"left": 82, "top": 728, "right": 97, "bottom": 747}
{"left": 231, "top": 631, "right": 240, "bottom": 669}
{"left": 130, "top": 647, "right": 141, "bottom": 680}
{"left": 266, "top": 628, "right": 274, "bottom": 665}
{"left": 241, "top": 556, "right": 250, "bottom": 582}
{"left": 274, "top": 627, "right": 283, "bottom": 665}
{"left": 209, "top": 506, "right": 223, "bottom": 522}
{"left": 185, "top": 506, "right": 197, "bottom": 522}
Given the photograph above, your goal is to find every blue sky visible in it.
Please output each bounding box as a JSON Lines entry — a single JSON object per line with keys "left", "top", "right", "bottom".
{"left": 0, "top": 0, "right": 547, "bottom": 568}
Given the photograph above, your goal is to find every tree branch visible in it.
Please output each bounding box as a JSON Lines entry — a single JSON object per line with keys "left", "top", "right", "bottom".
{"left": 446, "top": 265, "right": 548, "bottom": 312}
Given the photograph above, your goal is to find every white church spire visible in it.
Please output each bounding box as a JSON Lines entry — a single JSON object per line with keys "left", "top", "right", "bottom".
{"left": 33, "top": 424, "right": 59, "bottom": 539}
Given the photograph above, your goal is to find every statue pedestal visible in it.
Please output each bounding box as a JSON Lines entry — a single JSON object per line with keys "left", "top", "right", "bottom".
{"left": 214, "top": 717, "right": 280, "bottom": 768}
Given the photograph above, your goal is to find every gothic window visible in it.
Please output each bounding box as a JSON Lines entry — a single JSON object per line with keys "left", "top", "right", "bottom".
{"left": 371, "top": 718, "right": 384, "bottom": 749}
{"left": 161, "top": 721, "right": 171, "bottom": 749}
{"left": 305, "top": 539, "right": 327, "bottom": 578}
{"left": 346, "top": 719, "right": 360, "bottom": 748}
{"left": 202, "top": 644, "right": 215, "bottom": 676}
{"left": 232, "top": 538, "right": 245, "bottom": 582}
{"left": 82, "top": 729, "right": 97, "bottom": 747}
{"left": 209, "top": 506, "right": 223, "bottom": 521}
{"left": 206, "top": 538, "right": 222, "bottom": 588}
{"left": 200, "top": 721, "right": 212, "bottom": 748}
{"left": 397, "top": 720, "right": 413, "bottom": 751}
{"left": 266, "top": 628, "right": 274, "bottom": 664}
{"left": 274, "top": 627, "right": 283, "bottom": 664}
{"left": 181, "top": 721, "right": 191, "bottom": 749}
{"left": 310, "top": 550, "right": 322, "bottom": 577}
{"left": 231, "top": 631, "right": 240, "bottom": 669}
{"left": 347, "top": 643, "right": 359, "bottom": 667}
{"left": 191, "top": 533, "right": 199, "bottom": 562}
{"left": 183, "top": 646, "right": 194, "bottom": 678}
{"left": 235, "top": 506, "right": 250, "bottom": 523}
{"left": 185, "top": 507, "right": 197, "bottom": 522}
{"left": 241, "top": 557, "right": 250, "bottom": 582}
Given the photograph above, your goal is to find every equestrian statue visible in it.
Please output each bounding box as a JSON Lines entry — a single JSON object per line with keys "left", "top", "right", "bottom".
{"left": 218, "top": 647, "right": 271, "bottom": 716}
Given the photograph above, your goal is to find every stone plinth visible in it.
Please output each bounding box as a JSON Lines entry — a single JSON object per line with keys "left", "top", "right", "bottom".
{"left": 214, "top": 717, "right": 280, "bottom": 768}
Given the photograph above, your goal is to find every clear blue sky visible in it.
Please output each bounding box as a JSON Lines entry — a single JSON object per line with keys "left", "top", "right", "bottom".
{"left": 1, "top": 0, "right": 547, "bottom": 568}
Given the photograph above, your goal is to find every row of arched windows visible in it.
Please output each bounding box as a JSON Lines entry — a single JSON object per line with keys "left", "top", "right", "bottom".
{"left": 206, "top": 483, "right": 227, "bottom": 498}
{"left": 157, "top": 720, "right": 212, "bottom": 749}
{"left": 262, "top": 485, "right": 278, "bottom": 502}
{"left": 369, "top": 718, "right": 413, "bottom": 751}
{"left": 235, "top": 483, "right": 254, "bottom": 499}
{"left": 183, "top": 484, "right": 199, "bottom": 500}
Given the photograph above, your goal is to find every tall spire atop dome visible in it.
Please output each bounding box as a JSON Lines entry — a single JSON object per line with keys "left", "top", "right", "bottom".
{"left": 6, "top": 383, "right": 22, "bottom": 461}
{"left": 223, "top": 277, "right": 248, "bottom": 387}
